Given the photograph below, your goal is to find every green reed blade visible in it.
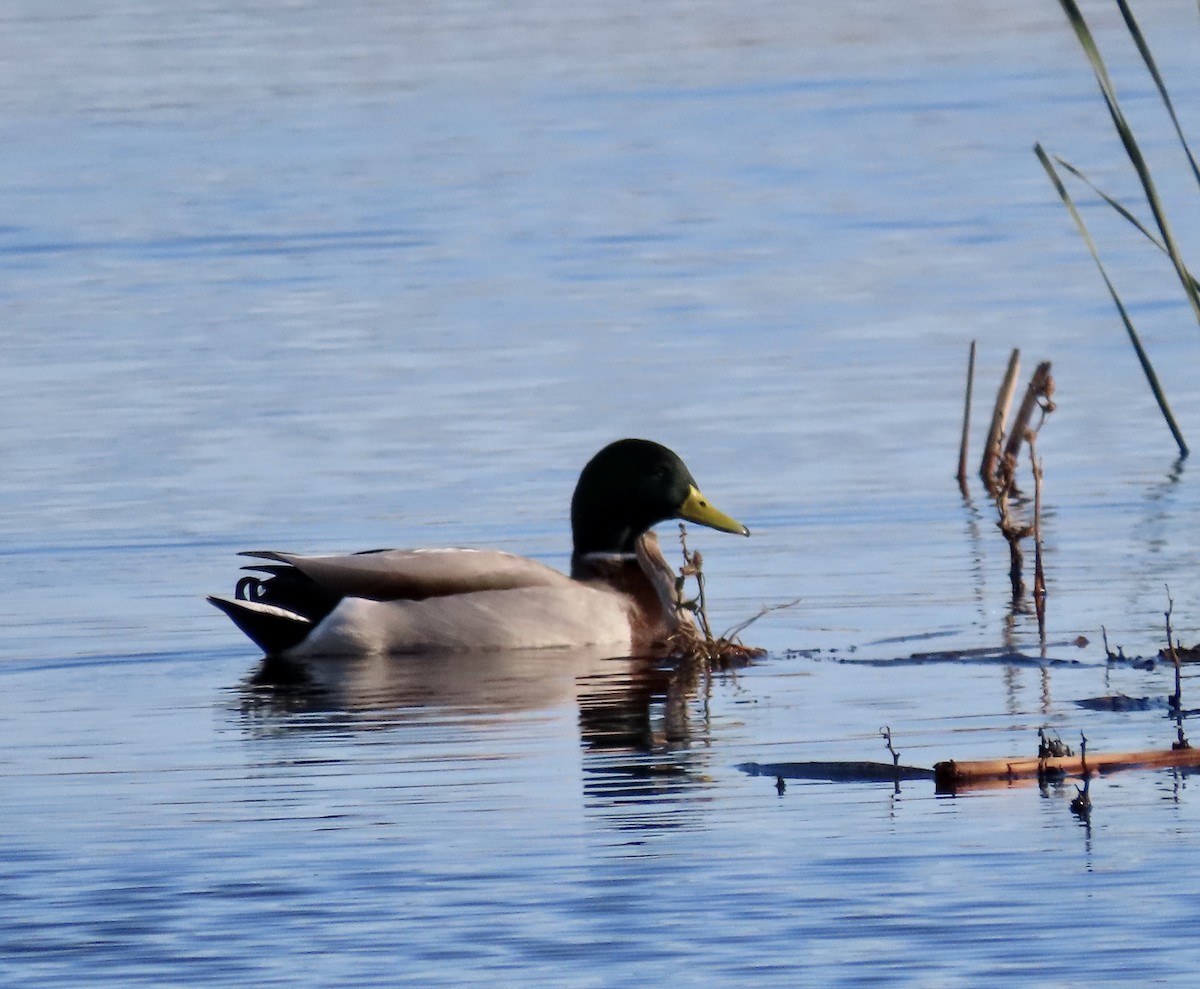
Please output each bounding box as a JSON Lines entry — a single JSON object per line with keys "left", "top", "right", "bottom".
{"left": 1116, "top": 0, "right": 1200, "bottom": 188}
{"left": 1057, "top": 0, "right": 1200, "bottom": 330}
{"left": 1035, "top": 143, "right": 1188, "bottom": 457}
{"left": 1052, "top": 155, "right": 1200, "bottom": 295}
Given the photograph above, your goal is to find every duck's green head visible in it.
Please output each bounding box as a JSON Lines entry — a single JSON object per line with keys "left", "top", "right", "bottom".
{"left": 570, "top": 438, "right": 749, "bottom": 557}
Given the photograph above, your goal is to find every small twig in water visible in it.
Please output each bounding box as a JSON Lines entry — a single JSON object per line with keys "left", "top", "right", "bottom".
{"left": 1038, "top": 728, "right": 1073, "bottom": 759}
{"left": 1165, "top": 585, "right": 1182, "bottom": 713}
{"left": 881, "top": 726, "right": 902, "bottom": 794}
{"left": 881, "top": 726, "right": 900, "bottom": 767}
{"left": 1070, "top": 731, "right": 1092, "bottom": 820}
{"left": 1100, "top": 625, "right": 1126, "bottom": 662}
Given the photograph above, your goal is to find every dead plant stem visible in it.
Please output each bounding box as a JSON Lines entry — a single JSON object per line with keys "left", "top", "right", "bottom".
{"left": 958, "top": 340, "right": 976, "bottom": 496}
{"left": 981, "top": 349, "right": 1021, "bottom": 492}
{"left": 1030, "top": 435, "right": 1046, "bottom": 644}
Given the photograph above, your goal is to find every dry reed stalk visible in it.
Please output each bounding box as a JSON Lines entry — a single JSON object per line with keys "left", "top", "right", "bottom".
{"left": 1030, "top": 436, "right": 1046, "bottom": 642}
{"left": 988, "top": 362, "right": 1055, "bottom": 604}
{"left": 957, "top": 340, "right": 976, "bottom": 496}
{"left": 1003, "top": 361, "right": 1054, "bottom": 471}
{"left": 980, "top": 349, "right": 1020, "bottom": 491}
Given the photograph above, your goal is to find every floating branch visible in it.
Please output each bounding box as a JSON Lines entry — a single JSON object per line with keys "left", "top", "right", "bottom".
{"left": 747, "top": 743, "right": 1200, "bottom": 793}
{"left": 934, "top": 745, "right": 1200, "bottom": 794}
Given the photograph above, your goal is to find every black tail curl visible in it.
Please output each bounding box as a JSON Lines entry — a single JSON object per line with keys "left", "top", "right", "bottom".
{"left": 235, "top": 567, "right": 342, "bottom": 626}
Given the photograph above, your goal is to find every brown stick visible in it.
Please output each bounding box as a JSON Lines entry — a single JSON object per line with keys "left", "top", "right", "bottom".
{"left": 980, "top": 349, "right": 1020, "bottom": 491}
{"left": 934, "top": 746, "right": 1200, "bottom": 793}
{"left": 957, "top": 340, "right": 976, "bottom": 496}
{"left": 1003, "top": 361, "right": 1053, "bottom": 467}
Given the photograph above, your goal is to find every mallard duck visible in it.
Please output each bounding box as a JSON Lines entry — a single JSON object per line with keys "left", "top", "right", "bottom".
{"left": 209, "top": 438, "right": 749, "bottom": 657}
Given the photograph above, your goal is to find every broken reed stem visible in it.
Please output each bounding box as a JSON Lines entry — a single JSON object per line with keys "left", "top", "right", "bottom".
{"left": 1030, "top": 436, "right": 1046, "bottom": 644}
{"left": 957, "top": 340, "right": 976, "bottom": 496}
{"left": 987, "top": 361, "right": 1054, "bottom": 606}
{"left": 1003, "top": 361, "right": 1054, "bottom": 468}
{"left": 981, "top": 349, "right": 1021, "bottom": 491}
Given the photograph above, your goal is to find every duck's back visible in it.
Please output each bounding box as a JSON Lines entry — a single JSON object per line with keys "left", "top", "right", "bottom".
{"left": 291, "top": 581, "right": 637, "bottom": 657}
{"left": 213, "top": 547, "right": 643, "bottom": 657}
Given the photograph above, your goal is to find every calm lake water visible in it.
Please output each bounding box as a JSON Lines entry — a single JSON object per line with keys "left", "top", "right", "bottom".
{"left": 6, "top": 1, "right": 1200, "bottom": 985}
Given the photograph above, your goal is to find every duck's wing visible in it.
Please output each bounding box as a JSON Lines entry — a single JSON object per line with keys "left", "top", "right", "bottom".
{"left": 240, "top": 548, "right": 575, "bottom": 602}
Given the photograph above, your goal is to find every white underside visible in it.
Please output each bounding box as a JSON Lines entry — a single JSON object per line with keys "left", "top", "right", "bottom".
{"left": 284, "top": 583, "right": 636, "bottom": 658}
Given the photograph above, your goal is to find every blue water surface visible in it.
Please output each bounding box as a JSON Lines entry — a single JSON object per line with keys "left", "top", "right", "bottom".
{"left": 5, "top": 1, "right": 1200, "bottom": 986}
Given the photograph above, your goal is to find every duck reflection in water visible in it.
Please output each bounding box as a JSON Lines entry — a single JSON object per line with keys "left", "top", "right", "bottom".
{"left": 238, "top": 645, "right": 753, "bottom": 821}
